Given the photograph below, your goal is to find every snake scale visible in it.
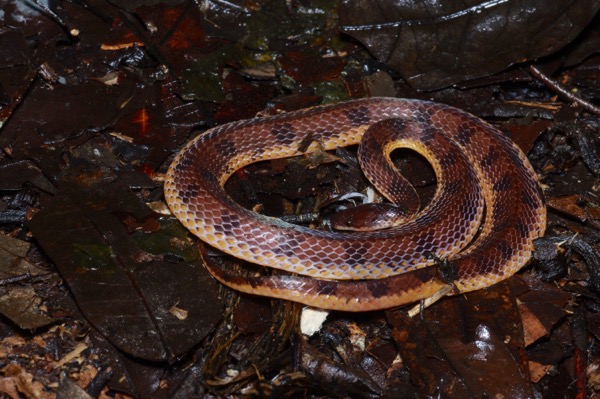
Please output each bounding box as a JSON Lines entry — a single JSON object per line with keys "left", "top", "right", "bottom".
{"left": 164, "top": 98, "right": 546, "bottom": 311}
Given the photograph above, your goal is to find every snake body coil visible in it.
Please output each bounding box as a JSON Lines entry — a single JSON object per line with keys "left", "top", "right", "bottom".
{"left": 164, "top": 98, "right": 546, "bottom": 311}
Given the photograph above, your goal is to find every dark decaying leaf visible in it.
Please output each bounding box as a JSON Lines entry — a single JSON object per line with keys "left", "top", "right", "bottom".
{"left": 297, "top": 335, "right": 382, "bottom": 398}
{"left": 0, "top": 160, "right": 55, "bottom": 193}
{"left": 0, "top": 286, "right": 56, "bottom": 330}
{"left": 88, "top": 328, "right": 197, "bottom": 399}
{"left": 387, "top": 281, "right": 532, "bottom": 398}
{"left": 28, "top": 180, "right": 223, "bottom": 362}
{"left": 340, "top": 0, "right": 600, "bottom": 90}
{"left": 0, "top": 234, "right": 55, "bottom": 329}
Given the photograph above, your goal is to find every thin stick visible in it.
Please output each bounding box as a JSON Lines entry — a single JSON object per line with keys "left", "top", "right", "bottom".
{"left": 29, "top": 0, "right": 80, "bottom": 36}
{"left": 528, "top": 65, "right": 600, "bottom": 116}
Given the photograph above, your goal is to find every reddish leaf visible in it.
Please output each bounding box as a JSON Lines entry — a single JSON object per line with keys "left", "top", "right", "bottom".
{"left": 280, "top": 50, "right": 346, "bottom": 85}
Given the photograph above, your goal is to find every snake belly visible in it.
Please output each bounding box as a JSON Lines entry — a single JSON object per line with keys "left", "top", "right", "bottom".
{"left": 164, "top": 97, "right": 546, "bottom": 311}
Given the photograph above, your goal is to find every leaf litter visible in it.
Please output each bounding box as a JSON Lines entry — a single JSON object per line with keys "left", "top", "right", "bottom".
{"left": 0, "top": 0, "right": 598, "bottom": 397}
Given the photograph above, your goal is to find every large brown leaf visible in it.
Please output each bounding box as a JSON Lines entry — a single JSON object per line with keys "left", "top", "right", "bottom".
{"left": 340, "top": 0, "right": 600, "bottom": 90}
{"left": 28, "top": 180, "right": 223, "bottom": 362}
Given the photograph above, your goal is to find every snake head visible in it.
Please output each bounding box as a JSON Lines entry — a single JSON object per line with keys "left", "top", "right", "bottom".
{"left": 330, "top": 202, "right": 410, "bottom": 231}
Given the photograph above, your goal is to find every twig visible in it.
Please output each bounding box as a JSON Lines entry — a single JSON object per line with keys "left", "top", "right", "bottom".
{"left": 30, "top": 0, "right": 80, "bottom": 36}
{"left": 528, "top": 65, "right": 600, "bottom": 116}
{"left": 0, "top": 273, "right": 32, "bottom": 286}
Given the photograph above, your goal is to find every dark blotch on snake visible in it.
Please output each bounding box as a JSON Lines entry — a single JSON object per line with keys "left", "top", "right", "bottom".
{"left": 456, "top": 125, "right": 475, "bottom": 146}
{"left": 346, "top": 106, "right": 370, "bottom": 126}
{"left": 270, "top": 123, "right": 295, "bottom": 145}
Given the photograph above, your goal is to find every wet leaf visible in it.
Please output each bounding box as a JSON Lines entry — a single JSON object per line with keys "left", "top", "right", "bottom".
{"left": 28, "top": 180, "right": 223, "bottom": 362}
{"left": 387, "top": 281, "right": 532, "bottom": 398}
{"left": 340, "top": 0, "right": 600, "bottom": 89}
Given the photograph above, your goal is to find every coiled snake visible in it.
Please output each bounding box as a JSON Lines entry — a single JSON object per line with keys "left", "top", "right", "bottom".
{"left": 164, "top": 98, "right": 546, "bottom": 311}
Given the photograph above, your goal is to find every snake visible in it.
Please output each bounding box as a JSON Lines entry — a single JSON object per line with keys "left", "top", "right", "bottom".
{"left": 164, "top": 97, "right": 546, "bottom": 311}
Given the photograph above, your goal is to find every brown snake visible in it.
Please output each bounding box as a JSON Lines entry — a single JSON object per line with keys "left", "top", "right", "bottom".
{"left": 164, "top": 98, "right": 546, "bottom": 311}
